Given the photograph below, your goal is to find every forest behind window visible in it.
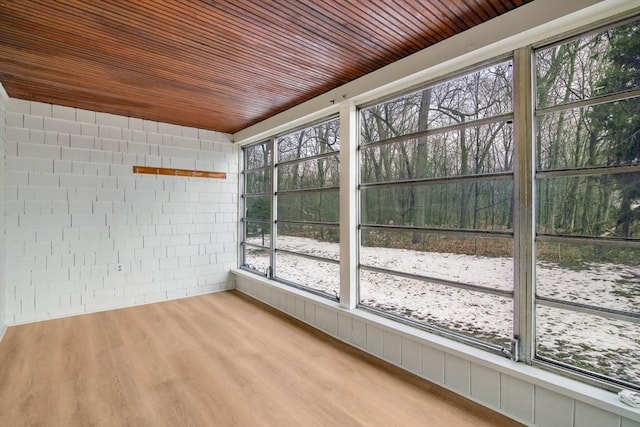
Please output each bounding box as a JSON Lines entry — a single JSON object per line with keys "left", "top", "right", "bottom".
{"left": 358, "top": 60, "right": 515, "bottom": 350}
{"left": 534, "top": 19, "right": 640, "bottom": 388}
{"left": 242, "top": 141, "right": 272, "bottom": 274}
{"left": 241, "top": 16, "right": 640, "bottom": 391}
{"left": 274, "top": 118, "right": 341, "bottom": 298}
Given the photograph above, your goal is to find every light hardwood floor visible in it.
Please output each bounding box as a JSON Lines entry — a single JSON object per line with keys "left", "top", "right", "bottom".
{"left": 0, "top": 291, "right": 523, "bottom": 426}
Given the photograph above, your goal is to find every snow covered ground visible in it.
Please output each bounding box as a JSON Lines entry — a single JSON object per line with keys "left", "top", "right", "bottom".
{"left": 246, "top": 235, "right": 640, "bottom": 386}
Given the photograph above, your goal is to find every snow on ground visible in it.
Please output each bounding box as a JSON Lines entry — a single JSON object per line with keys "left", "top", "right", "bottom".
{"left": 246, "top": 236, "right": 640, "bottom": 385}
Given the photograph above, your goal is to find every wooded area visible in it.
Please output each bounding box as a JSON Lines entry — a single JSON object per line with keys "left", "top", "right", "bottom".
{"left": 244, "top": 19, "right": 639, "bottom": 261}
{"left": 243, "top": 18, "right": 639, "bottom": 269}
{"left": 360, "top": 61, "right": 513, "bottom": 242}
{"left": 241, "top": 18, "right": 640, "bottom": 388}
{"left": 536, "top": 20, "right": 640, "bottom": 244}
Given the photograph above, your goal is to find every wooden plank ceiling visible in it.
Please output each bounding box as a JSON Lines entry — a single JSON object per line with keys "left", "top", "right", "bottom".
{"left": 0, "top": 0, "right": 532, "bottom": 134}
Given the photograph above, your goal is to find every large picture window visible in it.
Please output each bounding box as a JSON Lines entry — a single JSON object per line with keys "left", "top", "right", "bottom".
{"left": 534, "top": 19, "right": 640, "bottom": 389}
{"left": 358, "top": 61, "right": 515, "bottom": 352}
{"left": 239, "top": 14, "right": 640, "bottom": 392}
{"left": 241, "top": 141, "right": 272, "bottom": 274}
{"left": 275, "top": 118, "right": 341, "bottom": 298}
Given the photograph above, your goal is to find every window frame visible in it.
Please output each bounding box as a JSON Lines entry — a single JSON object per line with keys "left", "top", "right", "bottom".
{"left": 240, "top": 115, "right": 340, "bottom": 301}
{"left": 240, "top": 140, "right": 273, "bottom": 277}
{"left": 356, "top": 57, "right": 518, "bottom": 357}
{"left": 238, "top": 13, "right": 640, "bottom": 394}
{"left": 530, "top": 17, "right": 640, "bottom": 391}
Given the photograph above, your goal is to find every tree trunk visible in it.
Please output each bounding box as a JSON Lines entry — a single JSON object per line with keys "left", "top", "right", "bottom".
{"left": 459, "top": 118, "right": 469, "bottom": 229}
{"left": 413, "top": 89, "right": 432, "bottom": 243}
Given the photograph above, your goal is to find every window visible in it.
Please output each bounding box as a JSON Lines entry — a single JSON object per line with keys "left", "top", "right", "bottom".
{"left": 241, "top": 140, "right": 272, "bottom": 274}
{"left": 239, "top": 14, "right": 640, "bottom": 393}
{"left": 358, "top": 61, "right": 515, "bottom": 352}
{"left": 274, "top": 118, "right": 341, "bottom": 299}
{"left": 534, "top": 19, "right": 640, "bottom": 389}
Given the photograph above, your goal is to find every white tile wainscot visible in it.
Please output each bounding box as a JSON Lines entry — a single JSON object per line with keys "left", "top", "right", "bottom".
{"left": 233, "top": 269, "right": 640, "bottom": 427}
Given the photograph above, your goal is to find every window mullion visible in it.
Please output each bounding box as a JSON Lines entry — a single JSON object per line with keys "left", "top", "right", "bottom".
{"left": 339, "top": 101, "right": 357, "bottom": 309}
{"left": 269, "top": 137, "right": 277, "bottom": 279}
{"left": 239, "top": 149, "right": 247, "bottom": 268}
{"left": 513, "top": 46, "right": 535, "bottom": 364}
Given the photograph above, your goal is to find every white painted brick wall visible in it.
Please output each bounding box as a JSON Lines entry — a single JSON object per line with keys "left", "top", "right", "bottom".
{"left": 0, "top": 85, "right": 7, "bottom": 337}
{"left": 4, "top": 98, "right": 238, "bottom": 324}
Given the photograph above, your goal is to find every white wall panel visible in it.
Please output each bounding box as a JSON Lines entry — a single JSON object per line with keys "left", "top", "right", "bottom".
{"left": 382, "top": 330, "right": 401, "bottom": 365}
{"left": 622, "top": 418, "right": 640, "bottom": 427}
{"left": 500, "top": 374, "right": 534, "bottom": 424}
{"left": 400, "top": 338, "right": 422, "bottom": 375}
{"left": 352, "top": 318, "right": 367, "bottom": 349}
{"left": 421, "top": 344, "right": 445, "bottom": 384}
{"left": 534, "top": 386, "right": 574, "bottom": 427}
{"left": 574, "top": 401, "right": 620, "bottom": 427}
{"left": 277, "top": 291, "right": 287, "bottom": 312}
{"left": 323, "top": 308, "right": 338, "bottom": 336}
{"left": 285, "top": 294, "right": 296, "bottom": 317}
{"left": 304, "top": 300, "right": 316, "bottom": 325}
{"left": 471, "top": 363, "right": 501, "bottom": 409}
{"left": 294, "top": 297, "right": 305, "bottom": 320}
{"left": 445, "top": 354, "right": 471, "bottom": 395}
{"left": 337, "top": 313, "right": 352, "bottom": 343}
{"left": 366, "top": 324, "right": 383, "bottom": 357}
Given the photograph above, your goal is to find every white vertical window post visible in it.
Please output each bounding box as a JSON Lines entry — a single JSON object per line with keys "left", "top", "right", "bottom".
{"left": 270, "top": 137, "right": 277, "bottom": 279}
{"left": 513, "top": 46, "right": 535, "bottom": 364}
{"left": 339, "top": 101, "right": 357, "bottom": 309}
{"left": 238, "top": 148, "right": 246, "bottom": 269}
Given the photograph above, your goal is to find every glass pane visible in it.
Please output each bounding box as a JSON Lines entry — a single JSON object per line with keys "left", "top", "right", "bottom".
{"left": 361, "top": 179, "right": 513, "bottom": 231}
{"left": 536, "top": 305, "right": 640, "bottom": 388}
{"left": 537, "top": 241, "right": 640, "bottom": 314}
{"left": 360, "top": 269, "right": 512, "bottom": 348}
{"left": 277, "top": 223, "right": 339, "bottom": 261}
{"left": 278, "top": 190, "right": 339, "bottom": 223}
{"left": 245, "top": 142, "right": 271, "bottom": 170}
{"left": 536, "top": 100, "right": 640, "bottom": 171}
{"left": 276, "top": 252, "right": 339, "bottom": 297}
{"left": 360, "top": 122, "right": 513, "bottom": 184}
{"left": 245, "top": 169, "right": 270, "bottom": 194}
{"left": 536, "top": 20, "right": 640, "bottom": 109}
{"left": 537, "top": 173, "right": 640, "bottom": 239}
{"left": 360, "top": 61, "right": 513, "bottom": 144}
{"left": 245, "top": 221, "right": 271, "bottom": 247}
{"left": 245, "top": 195, "right": 271, "bottom": 221}
{"left": 277, "top": 118, "right": 340, "bottom": 162}
{"left": 242, "top": 247, "right": 270, "bottom": 273}
{"left": 278, "top": 156, "right": 339, "bottom": 190}
{"left": 361, "top": 230, "right": 513, "bottom": 292}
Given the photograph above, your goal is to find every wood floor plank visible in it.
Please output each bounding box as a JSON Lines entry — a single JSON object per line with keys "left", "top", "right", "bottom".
{"left": 0, "top": 291, "right": 523, "bottom": 426}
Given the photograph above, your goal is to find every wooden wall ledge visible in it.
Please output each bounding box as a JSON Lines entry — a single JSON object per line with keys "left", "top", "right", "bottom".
{"left": 133, "top": 166, "right": 226, "bottom": 179}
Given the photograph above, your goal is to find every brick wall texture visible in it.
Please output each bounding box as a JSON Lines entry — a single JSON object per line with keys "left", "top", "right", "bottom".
{"left": 3, "top": 98, "right": 238, "bottom": 324}
{"left": 0, "top": 86, "right": 7, "bottom": 333}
